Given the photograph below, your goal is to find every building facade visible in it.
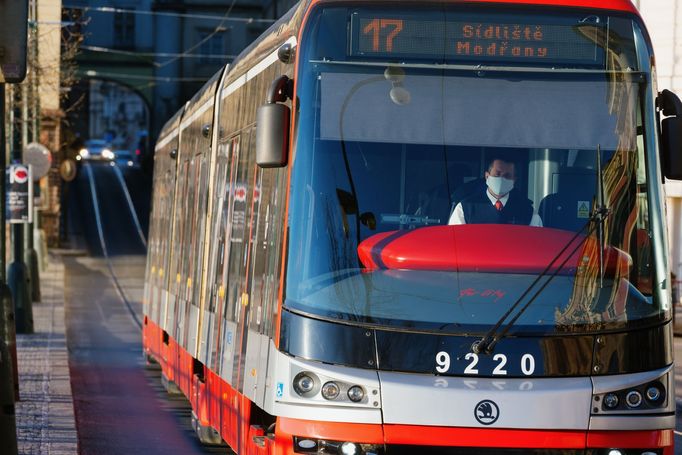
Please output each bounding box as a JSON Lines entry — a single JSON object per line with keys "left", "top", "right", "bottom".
{"left": 67, "top": 0, "right": 286, "bottom": 144}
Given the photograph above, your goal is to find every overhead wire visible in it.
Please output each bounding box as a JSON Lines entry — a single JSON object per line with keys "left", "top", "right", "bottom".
{"left": 155, "top": 0, "right": 240, "bottom": 68}
{"left": 80, "top": 45, "right": 237, "bottom": 61}
{"left": 79, "top": 69, "right": 207, "bottom": 82}
{"left": 61, "top": 4, "right": 275, "bottom": 24}
{"left": 65, "top": 0, "right": 243, "bottom": 69}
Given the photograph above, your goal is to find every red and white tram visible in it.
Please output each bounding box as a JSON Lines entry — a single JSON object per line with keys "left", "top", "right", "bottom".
{"left": 143, "top": 0, "right": 682, "bottom": 453}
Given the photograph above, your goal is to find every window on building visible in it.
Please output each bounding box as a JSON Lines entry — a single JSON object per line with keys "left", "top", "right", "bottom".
{"left": 114, "top": 11, "right": 135, "bottom": 49}
{"left": 247, "top": 24, "right": 266, "bottom": 46}
{"left": 199, "top": 30, "right": 226, "bottom": 65}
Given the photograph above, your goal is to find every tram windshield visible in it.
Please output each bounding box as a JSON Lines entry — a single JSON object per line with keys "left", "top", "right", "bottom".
{"left": 285, "top": 5, "right": 666, "bottom": 334}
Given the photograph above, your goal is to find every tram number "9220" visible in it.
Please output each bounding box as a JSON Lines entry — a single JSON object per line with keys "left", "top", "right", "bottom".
{"left": 435, "top": 351, "right": 536, "bottom": 376}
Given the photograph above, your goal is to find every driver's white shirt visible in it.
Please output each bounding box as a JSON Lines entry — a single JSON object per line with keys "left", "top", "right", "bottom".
{"left": 448, "top": 190, "right": 543, "bottom": 226}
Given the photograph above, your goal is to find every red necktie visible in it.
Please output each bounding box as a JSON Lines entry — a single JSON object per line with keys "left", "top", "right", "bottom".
{"left": 495, "top": 200, "right": 503, "bottom": 211}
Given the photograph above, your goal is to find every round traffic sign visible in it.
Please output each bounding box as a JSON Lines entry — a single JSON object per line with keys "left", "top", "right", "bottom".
{"left": 12, "top": 165, "right": 29, "bottom": 184}
{"left": 23, "top": 142, "right": 52, "bottom": 180}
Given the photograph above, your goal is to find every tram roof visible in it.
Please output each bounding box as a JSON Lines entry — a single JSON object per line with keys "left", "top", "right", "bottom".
{"left": 306, "top": 0, "right": 639, "bottom": 15}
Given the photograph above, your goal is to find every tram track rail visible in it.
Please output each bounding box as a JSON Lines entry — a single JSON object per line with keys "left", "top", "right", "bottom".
{"left": 111, "top": 164, "right": 148, "bottom": 249}
{"left": 83, "top": 162, "right": 143, "bottom": 329}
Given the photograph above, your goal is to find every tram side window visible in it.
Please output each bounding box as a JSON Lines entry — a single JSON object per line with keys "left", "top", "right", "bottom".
{"left": 191, "top": 154, "right": 210, "bottom": 306}
{"left": 169, "top": 159, "right": 190, "bottom": 293}
{"left": 207, "top": 152, "right": 230, "bottom": 314}
{"left": 225, "top": 132, "right": 257, "bottom": 323}
{"left": 245, "top": 136, "right": 263, "bottom": 331}
{"left": 146, "top": 175, "right": 158, "bottom": 281}
{"left": 153, "top": 180, "right": 164, "bottom": 286}
{"left": 180, "top": 156, "right": 199, "bottom": 298}
{"left": 209, "top": 142, "right": 233, "bottom": 371}
{"left": 162, "top": 170, "right": 174, "bottom": 290}
{"left": 248, "top": 164, "right": 287, "bottom": 336}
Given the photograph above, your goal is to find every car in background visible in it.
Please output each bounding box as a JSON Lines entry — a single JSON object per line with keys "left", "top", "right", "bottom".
{"left": 77, "top": 139, "right": 114, "bottom": 161}
{"left": 113, "top": 150, "right": 137, "bottom": 168}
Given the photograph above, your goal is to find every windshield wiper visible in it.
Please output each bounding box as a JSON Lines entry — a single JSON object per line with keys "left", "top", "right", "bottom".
{"left": 473, "top": 154, "right": 610, "bottom": 355}
{"left": 596, "top": 144, "right": 606, "bottom": 289}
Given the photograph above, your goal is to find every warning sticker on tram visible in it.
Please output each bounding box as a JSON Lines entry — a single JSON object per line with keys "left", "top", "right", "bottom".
{"left": 577, "top": 201, "right": 590, "bottom": 219}
{"left": 350, "top": 11, "right": 602, "bottom": 65}
{"left": 234, "top": 184, "right": 247, "bottom": 202}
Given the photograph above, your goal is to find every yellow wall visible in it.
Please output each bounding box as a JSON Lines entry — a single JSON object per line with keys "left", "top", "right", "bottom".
{"left": 38, "top": 0, "right": 62, "bottom": 113}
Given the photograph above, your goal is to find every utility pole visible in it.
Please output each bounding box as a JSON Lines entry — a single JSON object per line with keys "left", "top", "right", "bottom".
{"left": 0, "top": 0, "right": 28, "bottom": 451}
{"left": 3, "top": 83, "right": 19, "bottom": 402}
{"left": 5, "top": 2, "right": 32, "bottom": 337}
{"left": 24, "top": 0, "right": 40, "bottom": 303}
{"left": 8, "top": 84, "right": 32, "bottom": 335}
{"left": 0, "top": 85, "right": 18, "bottom": 455}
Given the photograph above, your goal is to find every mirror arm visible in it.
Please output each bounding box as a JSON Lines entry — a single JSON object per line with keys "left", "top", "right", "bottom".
{"left": 266, "top": 75, "right": 293, "bottom": 104}
{"left": 658, "top": 89, "right": 682, "bottom": 117}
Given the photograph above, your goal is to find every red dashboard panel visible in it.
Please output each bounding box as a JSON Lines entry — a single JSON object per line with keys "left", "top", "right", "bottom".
{"left": 358, "top": 224, "right": 630, "bottom": 274}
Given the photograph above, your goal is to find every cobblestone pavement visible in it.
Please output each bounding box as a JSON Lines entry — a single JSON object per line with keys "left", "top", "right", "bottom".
{"left": 15, "top": 254, "right": 78, "bottom": 454}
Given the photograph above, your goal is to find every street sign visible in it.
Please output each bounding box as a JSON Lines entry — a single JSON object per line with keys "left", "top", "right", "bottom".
{"left": 23, "top": 143, "right": 51, "bottom": 181}
{"left": 6, "top": 164, "right": 32, "bottom": 224}
{"left": 0, "top": 1, "right": 28, "bottom": 83}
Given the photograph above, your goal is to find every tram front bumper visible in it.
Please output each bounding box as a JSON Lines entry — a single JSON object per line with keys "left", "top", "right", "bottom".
{"left": 276, "top": 418, "right": 673, "bottom": 455}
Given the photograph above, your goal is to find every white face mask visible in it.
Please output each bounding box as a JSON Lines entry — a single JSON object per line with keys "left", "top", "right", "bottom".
{"left": 486, "top": 175, "right": 514, "bottom": 197}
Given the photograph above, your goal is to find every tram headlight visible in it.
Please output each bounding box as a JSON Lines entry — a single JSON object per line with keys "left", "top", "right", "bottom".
{"left": 339, "top": 442, "right": 360, "bottom": 455}
{"left": 603, "top": 393, "right": 619, "bottom": 409}
{"left": 607, "top": 450, "right": 623, "bottom": 455}
{"left": 625, "top": 390, "right": 643, "bottom": 408}
{"left": 645, "top": 383, "right": 664, "bottom": 404}
{"left": 293, "top": 372, "right": 317, "bottom": 396}
{"left": 295, "top": 438, "right": 317, "bottom": 451}
{"left": 321, "top": 381, "right": 340, "bottom": 400}
{"left": 347, "top": 385, "right": 365, "bottom": 403}
{"left": 294, "top": 438, "right": 383, "bottom": 455}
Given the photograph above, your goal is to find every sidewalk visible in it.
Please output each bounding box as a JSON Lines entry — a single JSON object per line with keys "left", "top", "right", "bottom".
{"left": 14, "top": 254, "right": 78, "bottom": 454}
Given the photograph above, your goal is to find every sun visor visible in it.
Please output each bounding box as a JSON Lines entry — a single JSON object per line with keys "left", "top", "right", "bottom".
{"left": 320, "top": 72, "right": 623, "bottom": 150}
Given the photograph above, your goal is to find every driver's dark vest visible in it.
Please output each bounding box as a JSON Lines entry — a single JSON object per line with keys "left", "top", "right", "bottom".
{"left": 460, "top": 189, "right": 533, "bottom": 225}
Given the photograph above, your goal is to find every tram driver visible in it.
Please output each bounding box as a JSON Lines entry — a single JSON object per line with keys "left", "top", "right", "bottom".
{"left": 448, "top": 155, "right": 542, "bottom": 226}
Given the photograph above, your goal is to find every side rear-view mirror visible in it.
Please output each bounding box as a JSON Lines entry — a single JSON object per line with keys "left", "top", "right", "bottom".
{"left": 659, "top": 89, "right": 682, "bottom": 180}
{"left": 256, "top": 76, "right": 292, "bottom": 168}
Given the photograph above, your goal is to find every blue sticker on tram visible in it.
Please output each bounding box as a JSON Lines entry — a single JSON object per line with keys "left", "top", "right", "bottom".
{"left": 276, "top": 382, "right": 284, "bottom": 398}
{"left": 226, "top": 331, "right": 233, "bottom": 345}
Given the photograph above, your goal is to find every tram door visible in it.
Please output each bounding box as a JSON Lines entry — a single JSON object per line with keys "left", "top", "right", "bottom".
{"left": 223, "top": 128, "right": 257, "bottom": 390}
{"left": 201, "top": 144, "right": 230, "bottom": 367}
{"left": 243, "top": 161, "right": 287, "bottom": 408}
{"left": 218, "top": 135, "right": 241, "bottom": 384}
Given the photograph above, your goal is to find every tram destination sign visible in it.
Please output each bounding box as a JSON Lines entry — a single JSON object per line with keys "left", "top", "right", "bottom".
{"left": 350, "top": 12, "right": 602, "bottom": 65}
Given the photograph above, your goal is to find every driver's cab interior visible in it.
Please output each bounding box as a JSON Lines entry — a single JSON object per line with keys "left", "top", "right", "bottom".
{"left": 349, "top": 144, "right": 605, "bottom": 234}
